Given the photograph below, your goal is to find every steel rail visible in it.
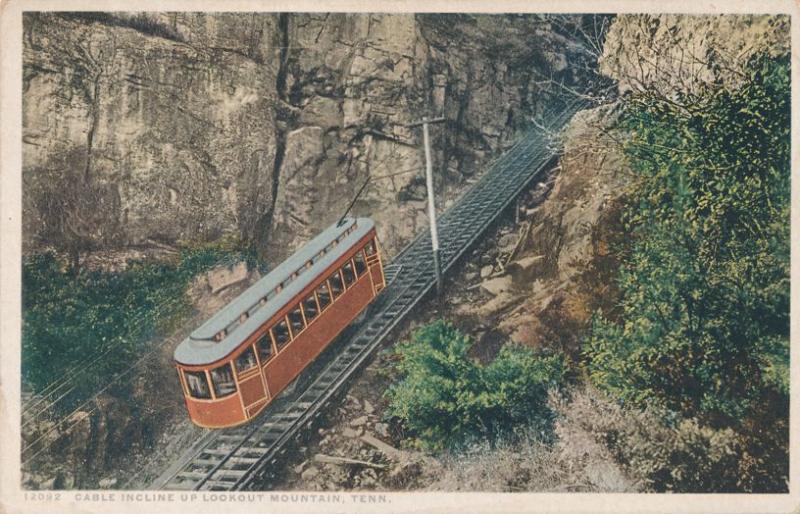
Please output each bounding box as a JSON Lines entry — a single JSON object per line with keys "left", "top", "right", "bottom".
{"left": 150, "top": 97, "right": 590, "bottom": 491}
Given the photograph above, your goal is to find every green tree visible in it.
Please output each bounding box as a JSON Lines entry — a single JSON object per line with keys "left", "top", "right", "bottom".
{"left": 386, "top": 320, "right": 565, "bottom": 451}
{"left": 585, "top": 53, "right": 789, "bottom": 427}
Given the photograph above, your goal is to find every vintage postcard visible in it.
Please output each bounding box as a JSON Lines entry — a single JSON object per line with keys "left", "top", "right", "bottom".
{"left": 1, "top": 0, "right": 798, "bottom": 512}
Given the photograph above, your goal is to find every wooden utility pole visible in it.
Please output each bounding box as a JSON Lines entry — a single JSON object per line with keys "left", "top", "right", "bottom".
{"left": 408, "top": 116, "right": 445, "bottom": 295}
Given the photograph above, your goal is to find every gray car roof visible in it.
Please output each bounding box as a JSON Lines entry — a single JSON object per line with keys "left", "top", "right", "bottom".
{"left": 174, "top": 217, "right": 375, "bottom": 366}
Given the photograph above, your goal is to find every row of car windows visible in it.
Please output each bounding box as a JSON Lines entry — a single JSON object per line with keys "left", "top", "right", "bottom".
{"left": 183, "top": 240, "right": 378, "bottom": 400}
{"left": 212, "top": 223, "right": 363, "bottom": 342}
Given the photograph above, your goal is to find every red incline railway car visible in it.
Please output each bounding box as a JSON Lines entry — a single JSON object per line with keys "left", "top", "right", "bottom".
{"left": 174, "top": 218, "right": 386, "bottom": 428}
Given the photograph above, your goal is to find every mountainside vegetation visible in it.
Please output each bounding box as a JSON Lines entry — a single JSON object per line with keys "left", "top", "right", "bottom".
{"left": 387, "top": 51, "right": 790, "bottom": 493}
{"left": 22, "top": 246, "right": 249, "bottom": 408}
{"left": 584, "top": 52, "right": 790, "bottom": 491}
{"left": 19, "top": 13, "right": 790, "bottom": 494}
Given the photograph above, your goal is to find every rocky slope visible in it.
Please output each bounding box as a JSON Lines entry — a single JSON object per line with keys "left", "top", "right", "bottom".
{"left": 21, "top": 12, "right": 604, "bottom": 490}
{"left": 487, "top": 13, "right": 792, "bottom": 355}
{"left": 21, "top": 263, "right": 259, "bottom": 489}
{"left": 272, "top": 13, "right": 791, "bottom": 492}
{"left": 23, "top": 13, "right": 600, "bottom": 264}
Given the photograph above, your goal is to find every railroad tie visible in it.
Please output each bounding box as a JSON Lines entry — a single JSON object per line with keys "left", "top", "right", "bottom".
{"left": 192, "top": 458, "right": 222, "bottom": 467}
{"left": 197, "top": 456, "right": 259, "bottom": 467}
{"left": 177, "top": 470, "right": 212, "bottom": 481}
{"left": 216, "top": 434, "right": 247, "bottom": 443}
{"left": 200, "top": 448, "right": 235, "bottom": 456}
{"left": 201, "top": 480, "right": 238, "bottom": 490}
{"left": 211, "top": 469, "right": 247, "bottom": 479}
{"left": 235, "top": 446, "right": 271, "bottom": 455}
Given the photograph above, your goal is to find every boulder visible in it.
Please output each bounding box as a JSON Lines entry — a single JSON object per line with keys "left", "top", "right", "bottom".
{"left": 208, "top": 262, "right": 249, "bottom": 294}
{"left": 342, "top": 427, "right": 360, "bottom": 438}
{"left": 480, "top": 275, "right": 513, "bottom": 296}
{"left": 350, "top": 416, "right": 369, "bottom": 427}
{"left": 98, "top": 477, "right": 117, "bottom": 488}
{"left": 363, "top": 400, "right": 374, "bottom": 414}
{"left": 301, "top": 466, "right": 319, "bottom": 481}
{"left": 497, "top": 233, "right": 517, "bottom": 250}
{"left": 510, "top": 254, "right": 545, "bottom": 271}
{"left": 374, "top": 423, "right": 390, "bottom": 438}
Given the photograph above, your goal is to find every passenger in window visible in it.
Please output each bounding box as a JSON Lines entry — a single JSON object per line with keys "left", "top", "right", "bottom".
{"left": 317, "top": 282, "right": 332, "bottom": 309}
{"left": 272, "top": 319, "right": 291, "bottom": 350}
{"left": 289, "top": 306, "right": 305, "bottom": 334}
{"left": 329, "top": 272, "right": 344, "bottom": 298}
{"left": 353, "top": 251, "right": 367, "bottom": 276}
{"left": 235, "top": 346, "right": 258, "bottom": 373}
{"left": 211, "top": 364, "right": 236, "bottom": 397}
{"left": 303, "top": 294, "right": 319, "bottom": 322}
{"left": 257, "top": 333, "right": 274, "bottom": 363}
{"left": 342, "top": 261, "right": 356, "bottom": 286}
{"left": 185, "top": 371, "right": 211, "bottom": 399}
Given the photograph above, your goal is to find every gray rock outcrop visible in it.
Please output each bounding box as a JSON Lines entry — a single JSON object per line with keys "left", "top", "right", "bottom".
{"left": 22, "top": 13, "right": 600, "bottom": 264}
{"left": 599, "top": 14, "right": 789, "bottom": 95}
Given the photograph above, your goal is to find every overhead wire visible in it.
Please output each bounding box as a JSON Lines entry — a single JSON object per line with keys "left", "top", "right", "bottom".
{"left": 22, "top": 250, "right": 240, "bottom": 408}
{"left": 22, "top": 252, "right": 240, "bottom": 424}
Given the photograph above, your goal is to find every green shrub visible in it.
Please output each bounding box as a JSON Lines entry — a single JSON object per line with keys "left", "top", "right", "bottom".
{"left": 385, "top": 320, "right": 565, "bottom": 451}
{"left": 582, "top": 53, "right": 789, "bottom": 491}
{"left": 585, "top": 53, "right": 790, "bottom": 425}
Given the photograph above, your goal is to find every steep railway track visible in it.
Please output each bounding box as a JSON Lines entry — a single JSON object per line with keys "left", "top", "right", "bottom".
{"left": 151, "top": 97, "right": 590, "bottom": 491}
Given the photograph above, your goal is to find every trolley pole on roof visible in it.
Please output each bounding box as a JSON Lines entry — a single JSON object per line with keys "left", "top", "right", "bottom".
{"left": 408, "top": 115, "right": 446, "bottom": 296}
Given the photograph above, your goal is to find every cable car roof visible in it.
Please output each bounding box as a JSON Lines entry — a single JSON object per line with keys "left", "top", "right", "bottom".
{"left": 174, "top": 217, "right": 375, "bottom": 366}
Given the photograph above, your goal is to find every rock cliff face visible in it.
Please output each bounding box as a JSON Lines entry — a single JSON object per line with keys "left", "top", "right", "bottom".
{"left": 23, "top": 13, "right": 279, "bottom": 258}
{"left": 22, "top": 13, "right": 599, "bottom": 263}
{"left": 599, "top": 14, "right": 789, "bottom": 95}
